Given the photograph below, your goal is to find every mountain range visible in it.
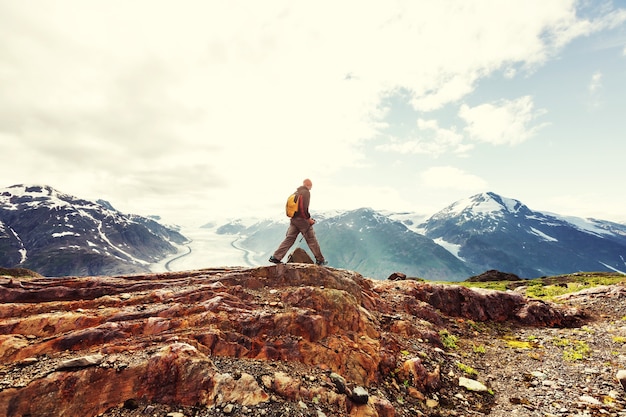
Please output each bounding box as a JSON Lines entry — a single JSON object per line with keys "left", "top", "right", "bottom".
{"left": 419, "top": 192, "right": 626, "bottom": 278}
{"left": 2, "top": 184, "right": 625, "bottom": 281}
{"left": 212, "top": 192, "right": 626, "bottom": 281}
{"left": 0, "top": 184, "right": 186, "bottom": 276}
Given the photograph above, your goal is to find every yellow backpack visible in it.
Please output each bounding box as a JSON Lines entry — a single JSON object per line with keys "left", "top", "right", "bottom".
{"left": 285, "top": 192, "right": 300, "bottom": 217}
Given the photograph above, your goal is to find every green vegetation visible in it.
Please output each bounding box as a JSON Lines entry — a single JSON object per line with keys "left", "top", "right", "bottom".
{"left": 472, "top": 344, "right": 486, "bottom": 354}
{"left": 439, "top": 329, "right": 458, "bottom": 349}
{"left": 501, "top": 334, "right": 541, "bottom": 350}
{"left": 552, "top": 337, "right": 570, "bottom": 347}
{"left": 453, "top": 280, "right": 509, "bottom": 292}
{"left": 564, "top": 341, "right": 592, "bottom": 361}
{"left": 457, "top": 362, "right": 478, "bottom": 376}
{"left": 466, "top": 320, "right": 487, "bottom": 333}
{"left": 455, "top": 272, "right": 626, "bottom": 301}
{"left": 524, "top": 281, "right": 572, "bottom": 299}
{"left": 553, "top": 338, "right": 592, "bottom": 361}
{"left": 0, "top": 267, "right": 42, "bottom": 278}
{"left": 612, "top": 336, "right": 626, "bottom": 344}
{"left": 505, "top": 339, "right": 537, "bottom": 349}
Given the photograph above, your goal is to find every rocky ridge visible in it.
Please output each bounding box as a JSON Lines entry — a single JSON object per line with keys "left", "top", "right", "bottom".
{"left": 1, "top": 265, "right": 626, "bottom": 416}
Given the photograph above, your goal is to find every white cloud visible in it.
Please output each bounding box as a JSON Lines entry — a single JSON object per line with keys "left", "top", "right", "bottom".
{"left": 411, "top": 73, "right": 477, "bottom": 112}
{"left": 316, "top": 184, "right": 412, "bottom": 214}
{"left": 1, "top": 1, "right": 624, "bottom": 225}
{"left": 420, "top": 167, "right": 488, "bottom": 191}
{"left": 587, "top": 71, "right": 604, "bottom": 109}
{"left": 588, "top": 71, "right": 603, "bottom": 94}
{"left": 459, "top": 96, "right": 547, "bottom": 146}
{"left": 375, "top": 118, "right": 470, "bottom": 156}
{"left": 531, "top": 192, "right": 626, "bottom": 222}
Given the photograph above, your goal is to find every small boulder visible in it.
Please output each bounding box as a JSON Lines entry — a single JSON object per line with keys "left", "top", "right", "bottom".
{"left": 466, "top": 269, "right": 520, "bottom": 282}
{"left": 350, "top": 386, "right": 369, "bottom": 404}
{"left": 287, "top": 248, "right": 314, "bottom": 264}
{"left": 459, "top": 377, "right": 489, "bottom": 392}
{"left": 616, "top": 369, "right": 626, "bottom": 391}
{"left": 387, "top": 272, "right": 407, "bottom": 281}
{"left": 329, "top": 372, "right": 347, "bottom": 394}
{"left": 56, "top": 354, "right": 105, "bottom": 370}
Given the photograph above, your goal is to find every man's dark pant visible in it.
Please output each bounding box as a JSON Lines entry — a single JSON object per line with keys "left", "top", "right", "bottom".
{"left": 273, "top": 217, "right": 324, "bottom": 263}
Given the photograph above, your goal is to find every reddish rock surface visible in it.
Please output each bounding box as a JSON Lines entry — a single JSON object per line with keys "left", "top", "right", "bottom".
{"left": 0, "top": 265, "right": 586, "bottom": 417}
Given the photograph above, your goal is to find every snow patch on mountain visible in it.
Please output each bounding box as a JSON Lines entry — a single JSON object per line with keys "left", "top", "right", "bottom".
{"left": 550, "top": 213, "right": 616, "bottom": 238}
{"left": 3, "top": 185, "right": 86, "bottom": 211}
{"left": 433, "top": 238, "right": 465, "bottom": 261}
{"left": 53, "top": 232, "right": 80, "bottom": 238}
{"left": 527, "top": 215, "right": 559, "bottom": 226}
{"left": 385, "top": 211, "right": 430, "bottom": 234}
{"left": 599, "top": 261, "right": 626, "bottom": 275}
{"left": 529, "top": 227, "right": 558, "bottom": 242}
{"left": 446, "top": 192, "right": 520, "bottom": 216}
{"left": 6, "top": 225, "right": 28, "bottom": 263}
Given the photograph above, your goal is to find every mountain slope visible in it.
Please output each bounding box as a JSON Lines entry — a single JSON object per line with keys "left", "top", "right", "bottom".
{"left": 215, "top": 208, "right": 474, "bottom": 281}
{"left": 210, "top": 194, "right": 626, "bottom": 281}
{"left": 421, "top": 192, "right": 626, "bottom": 278}
{"left": 0, "top": 184, "right": 187, "bottom": 276}
{"left": 316, "top": 208, "right": 474, "bottom": 280}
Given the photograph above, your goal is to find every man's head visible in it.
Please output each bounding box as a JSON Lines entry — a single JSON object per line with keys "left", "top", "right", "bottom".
{"left": 303, "top": 178, "right": 313, "bottom": 190}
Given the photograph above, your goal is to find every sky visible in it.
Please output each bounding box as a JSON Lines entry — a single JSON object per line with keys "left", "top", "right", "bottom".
{"left": 2, "top": 0, "right": 626, "bottom": 227}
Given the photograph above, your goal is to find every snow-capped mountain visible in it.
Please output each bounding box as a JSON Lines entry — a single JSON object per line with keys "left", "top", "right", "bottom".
{"left": 421, "top": 192, "right": 626, "bottom": 277}
{"left": 315, "top": 208, "right": 473, "bottom": 280}
{"left": 212, "top": 208, "right": 474, "bottom": 281}
{"left": 0, "top": 184, "right": 187, "bottom": 276}
{"left": 210, "top": 192, "right": 626, "bottom": 280}
{"left": 7, "top": 184, "right": 621, "bottom": 280}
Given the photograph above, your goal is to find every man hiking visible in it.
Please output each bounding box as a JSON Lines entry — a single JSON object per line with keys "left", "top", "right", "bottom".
{"left": 269, "top": 178, "right": 327, "bottom": 265}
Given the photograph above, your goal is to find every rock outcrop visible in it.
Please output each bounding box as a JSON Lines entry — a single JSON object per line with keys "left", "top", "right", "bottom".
{"left": 466, "top": 269, "right": 521, "bottom": 282}
{"left": 0, "top": 265, "right": 586, "bottom": 417}
{"left": 287, "top": 247, "right": 314, "bottom": 264}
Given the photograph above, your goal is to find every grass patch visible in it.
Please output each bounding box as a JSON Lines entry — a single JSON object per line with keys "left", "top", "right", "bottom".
{"left": 455, "top": 281, "right": 508, "bottom": 292}
{"left": 455, "top": 272, "right": 626, "bottom": 301}
{"left": 506, "top": 340, "right": 537, "bottom": 349}
{"left": 457, "top": 362, "right": 478, "bottom": 376}
{"left": 472, "top": 344, "right": 486, "bottom": 354}
{"left": 553, "top": 337, "right": 571, "bottom": 347}
{"left": 439, "top": 329, "right": 458, "bottom": 350}
{"left": 563, "top": 341, "right": 592, "bottom": 361}
{"left": 525, "top": 282, "right": 570, "bottom": 299}
{"left": 612, "top": 336, "right": 626, "bottom": 344}
{"left": 466, "top": 320, "right": 488, "bottom": 333}
{"left": 553, "top": 338, "right": 592, "bottom": 361}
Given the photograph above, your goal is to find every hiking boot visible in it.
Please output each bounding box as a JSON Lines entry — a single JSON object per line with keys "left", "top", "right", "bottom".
{"left": 269, "top": 256, "right": 282, "bottom": 264}
{"left": 316, "top": 260, "right": 328, "bottom": 266}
